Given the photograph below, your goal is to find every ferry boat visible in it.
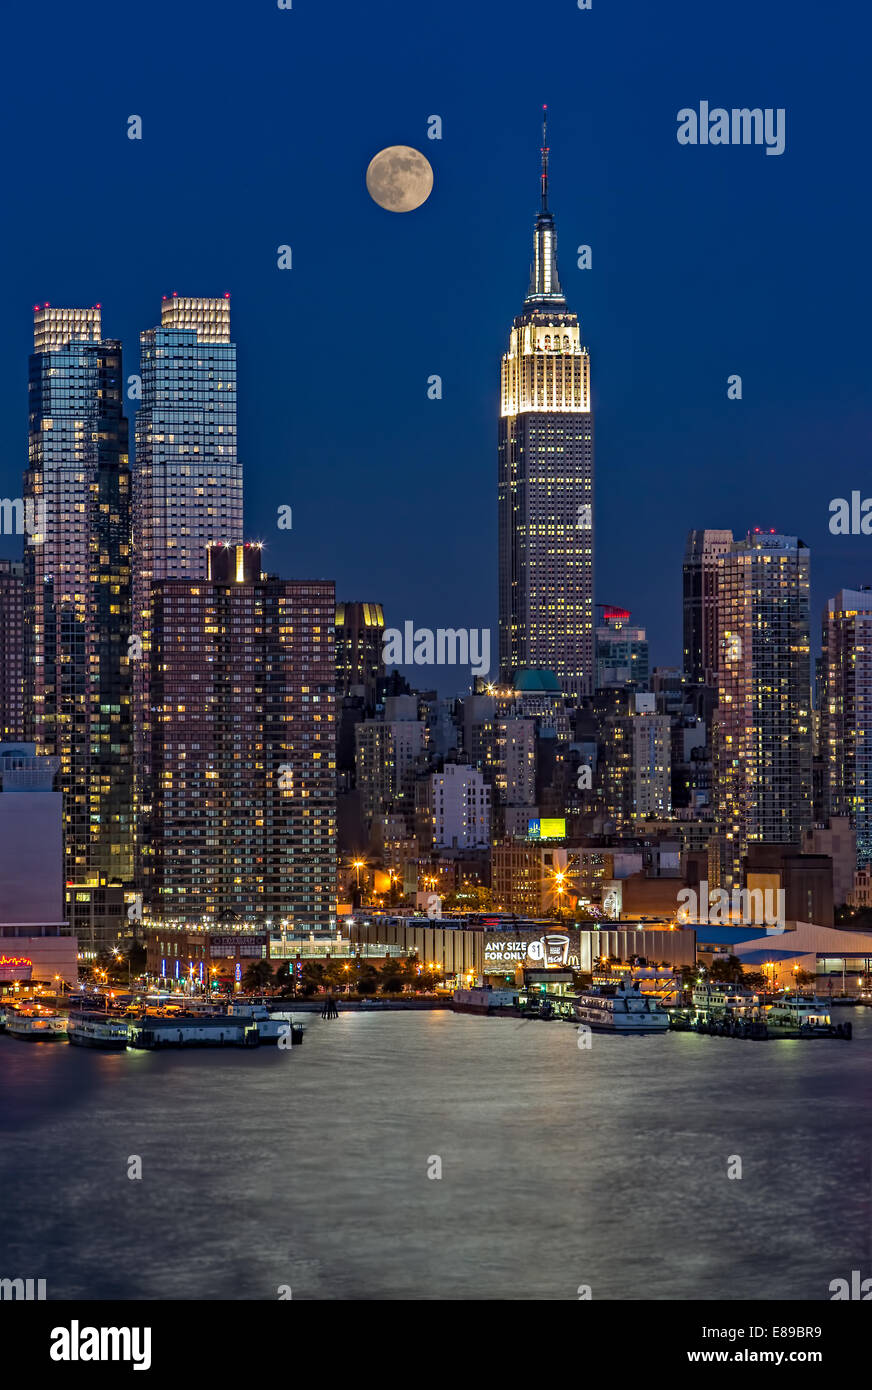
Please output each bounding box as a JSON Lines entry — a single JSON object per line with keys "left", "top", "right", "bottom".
{"left": 691, "top": 982, "right": 757, "bottom": 1021}
{"left": 5, "top": 1007, "right": 68, "bottom": 1041}
{"left": 67, "top": 1012, "right": 130, "bottom": 1049}
{"left": 574, "top": 979, "right": 670, "bottom": 1034}
{"left": 764, "top": 995, "right": 842, "bottom": 1036}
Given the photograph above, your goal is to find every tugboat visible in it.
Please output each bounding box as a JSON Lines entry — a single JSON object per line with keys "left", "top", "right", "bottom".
{"left": 67, "top": 1012, "right": 130, "bottom": 1049}
{"left": 574, "top": 979, "right": 670, "bottom": 1034}
{"left": 5, "top": 1006, "right": 68, "bottom": 1041}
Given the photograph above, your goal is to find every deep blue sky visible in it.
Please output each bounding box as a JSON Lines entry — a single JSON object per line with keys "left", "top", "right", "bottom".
{"left": 3, "top": 0, "right": 871, "bottom": 690}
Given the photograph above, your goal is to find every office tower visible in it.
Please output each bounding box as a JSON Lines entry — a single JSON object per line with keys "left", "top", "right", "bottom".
{"left": 600, "top": 696, "right": 671, "bottom": 829}
{"left": 595, "top": 606, "right": 650, "bottom": 690}
{"left": 683, "top": 529, "right": 733, "bottom": 684}
{"left": 821, "top": 589, "right": 872, "bottom": 866}
{"left": 498, "top": 115, "right": 594, "bottom": 696}
{"left": 416, "top": 764, "right": 491, "bottom": 851}
{"left": 0, "top": 561, "right": 24, "bottom": 739}
{"left": 335, "top": 601, "right": 385, "bottom": 701}
{"left": 23, "top": 306, "right": 134, "bottom": 903}
{"left": 711, "top": 531, "right": 812, "bottom": 889}
{"left": 134, "top": 295, "right": 243, "bottom": 886}
{"left": 149, "top": 544, "right": 336, "bottom": 928}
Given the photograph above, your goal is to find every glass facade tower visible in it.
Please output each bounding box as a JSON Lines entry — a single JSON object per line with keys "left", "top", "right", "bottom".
{"left": 23, "top": 305, "right": 134, "bottom": 890}
{"left": 711, "top": 531, "right": 813, "bottom": 890}
{"left": 133, "top": 295, "right": 243, "bottom": 892}
{"left": 821, "top": 588, "right": 872, "bottom": 866}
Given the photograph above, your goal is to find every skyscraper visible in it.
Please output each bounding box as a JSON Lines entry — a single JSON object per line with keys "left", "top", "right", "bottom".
{"left": 595, "top": 606, "right": 650, "bottom": 690}
{"left": 821, "top": 588, "right": 872, "bottom": 866}
{"left": 711, "top": 531, "right": 812, "bottom": 889}
{"left": 0, "top": 560, "right": 24, "bottom": 740}
{"left": 335, "top": 601, "right": 385, "bottom": 702}
{"left": 498, "top": 114, "right": 594, "bottom": 697}
{"left": 149, "top": 544, "right": 336, "bottom": 928}
{"left": 23, "top": 306, "right": 134, "bottom": 897}
{"left": 133, "top": 295, "right": 243, "bottom": 889}
{"left": 682, "top": 529, "right": 733, "bottom": 684}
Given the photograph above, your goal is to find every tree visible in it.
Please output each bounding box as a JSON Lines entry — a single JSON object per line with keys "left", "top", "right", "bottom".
{"left": 708, "top": 954, "right": 745, "bottom": 984}
{"left": 242, "top": 959, "right": 273, "bottom": 993}
{"left": 273, "top": 961, "right": 293, "bottom": 996}
{"left": 300, "top": 961, "right": 324, "bottom": 997}
{"left": 321, "top": 958, "right": 347, "bottom": 991}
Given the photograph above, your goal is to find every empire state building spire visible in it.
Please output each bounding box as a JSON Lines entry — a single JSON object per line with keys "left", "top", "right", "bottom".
{"left": 499, "top": 111, "right": 594, "bottom": 698}
{"left": 527, "top": 105, "right": 564, "bottom": 306}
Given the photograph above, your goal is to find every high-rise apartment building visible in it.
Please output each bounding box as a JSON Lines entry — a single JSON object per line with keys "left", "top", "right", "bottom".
{"left": 134, "top": 295, "right": 243, "bottom": 888}
{"left": 600, "top": 698, "right": 671, "bottom": 829}
{"left": 149, "top": 544, "right": 335, "bottom": 929}
{"left": 355, "top": 696, "right": 425, "bottom": 839}
{"left": 23, "top": 305, "right": 134, "bottom": 896}
{"left": 416, "top": 764, "right": 491, "bottom": 851}
{"left": 0, "top": 560, "right": 24, "bottom": 739}
{"left": 683, "top": 529, "right": 733, "bottom": 684}
{"left": 711, "top": 531, "right": 812, "bottom": 889}
{"left": 821, "top": 589, "right": 872, "bottom": 865}
{"left": 498, "top": 118, "right": 594, "bottom": 696}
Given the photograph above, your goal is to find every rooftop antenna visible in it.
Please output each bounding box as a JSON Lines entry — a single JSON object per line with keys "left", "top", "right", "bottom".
{"left": 540, "top": 104, "right": 549, "bottom": 213}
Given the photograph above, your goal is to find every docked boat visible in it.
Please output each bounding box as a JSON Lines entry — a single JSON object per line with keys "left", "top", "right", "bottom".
{"left": 228, "top": 1003, "right": 305, "bottom": 1044}
{"left": 67, "top": 1012, "right": 130, "bottom": 1049}
{"left": 574, "top": 979, "right": 669, "bottom": 1033}
{"left": 452, "top": 985, "right": 519, "bottom": 1016}
{"left": 691, "top": 982, "right": 757, "bottom": 1022}
{"left": 764, "top": 996, "right": 845, "bottom": 1037}
{"left": 5, "top": 1007, "right": 67, "bottom": 1041}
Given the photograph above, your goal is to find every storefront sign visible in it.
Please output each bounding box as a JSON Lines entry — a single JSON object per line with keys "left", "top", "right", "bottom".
{"left": 0, "top": 954, "right": 33, "bottom": 982}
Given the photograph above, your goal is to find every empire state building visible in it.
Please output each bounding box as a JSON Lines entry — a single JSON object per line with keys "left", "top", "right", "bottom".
{"left": 498, "top": 114, "right": 594, "bottom": 696}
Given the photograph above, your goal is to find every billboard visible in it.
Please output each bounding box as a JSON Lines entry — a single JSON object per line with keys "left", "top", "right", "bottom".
{"left": 528, "top": 817, "right": 566, "bottom": 840}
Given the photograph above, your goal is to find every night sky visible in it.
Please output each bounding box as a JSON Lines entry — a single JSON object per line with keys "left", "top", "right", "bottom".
{"left": 2, "top": 0, "right": 871, "bottom": 691}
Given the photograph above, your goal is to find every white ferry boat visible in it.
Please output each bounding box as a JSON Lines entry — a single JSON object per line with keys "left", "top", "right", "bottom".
{"left": 764, "top": 995, "right": 835, "bottom": 1035}
{"left": 67, "top": 1013, "right": 130, "bottom": 1049}
{"left": 692, "top": 982, "right": 757, "bottom": 1020}
{"left": 5, "top": 1007, "right": 68, "bottom": 1041}
{"left": 574, "top": 979, "right": 669, "bottom": 1033}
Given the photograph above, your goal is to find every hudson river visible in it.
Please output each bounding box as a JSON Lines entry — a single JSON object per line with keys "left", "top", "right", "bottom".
{"left": 2, "top": 1009, "right": 870, "bottom": 1300}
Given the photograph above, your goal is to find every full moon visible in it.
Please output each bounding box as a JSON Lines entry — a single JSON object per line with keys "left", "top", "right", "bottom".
{"left": 366, "top": 145, "right": 434, "bottom": 213}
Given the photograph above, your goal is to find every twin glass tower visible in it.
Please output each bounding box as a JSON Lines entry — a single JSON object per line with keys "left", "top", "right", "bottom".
{"left": 498, "top": 113, "right": 594, "bottom": 697}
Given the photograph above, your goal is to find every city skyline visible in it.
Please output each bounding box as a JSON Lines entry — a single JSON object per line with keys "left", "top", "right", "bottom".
{"left": 3, "top": 2, "right": 871, "bottom": 690}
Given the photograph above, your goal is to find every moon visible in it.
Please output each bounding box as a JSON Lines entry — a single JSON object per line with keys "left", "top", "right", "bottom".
{"left": 366, "top": 145, "right": 434, "bottom": 213}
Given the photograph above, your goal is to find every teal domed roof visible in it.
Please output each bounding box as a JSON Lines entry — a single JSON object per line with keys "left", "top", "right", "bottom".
{"left": 512, "top": 668, "right": 561, "bottom": 693}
